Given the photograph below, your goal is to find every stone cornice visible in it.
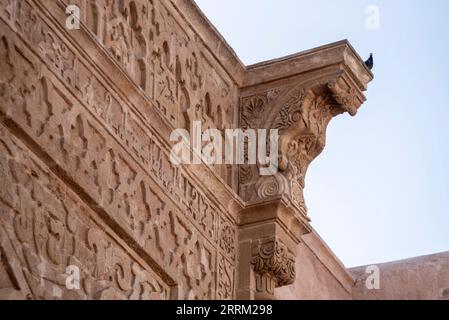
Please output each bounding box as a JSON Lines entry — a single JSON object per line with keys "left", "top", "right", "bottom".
{"left": 244, "top": 40, "right": 373, "bottom": 90}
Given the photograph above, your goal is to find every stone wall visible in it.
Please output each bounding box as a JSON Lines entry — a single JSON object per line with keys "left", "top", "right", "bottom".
{"left": 0, "top": 0, "right": 379, "bottom": 300}
{"left": 0, "top": 0, "right": 240, "bottom": 300}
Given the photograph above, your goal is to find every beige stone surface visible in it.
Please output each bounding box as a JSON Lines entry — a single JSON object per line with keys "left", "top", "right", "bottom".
{"left": 0, "top": 0, "right": 240, "bottom": 300}
{"left": 350, "top": 252, "right": 449, "bottom": 300}
{"left": 0, "top": 0, "right": 444, "bottom": 301}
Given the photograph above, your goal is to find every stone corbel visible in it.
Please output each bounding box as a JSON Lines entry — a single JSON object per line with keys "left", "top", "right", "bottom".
{"left": 239, "top": 84, "right": 347, "bottom": 217}
{"left": 236, "top": 41, "right": 373, "bottom": 299}
{"left": 236, "top": 200, "right": 307, "bottom": 300}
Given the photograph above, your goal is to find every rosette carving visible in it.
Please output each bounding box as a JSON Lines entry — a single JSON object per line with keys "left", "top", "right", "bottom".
{"left": 255, "top": 175, "right": 285, "bottom": 199}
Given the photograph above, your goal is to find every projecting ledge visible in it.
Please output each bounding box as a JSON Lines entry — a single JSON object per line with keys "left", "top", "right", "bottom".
{"left": 243, "top": 40, "right": 373, "bottom": 91}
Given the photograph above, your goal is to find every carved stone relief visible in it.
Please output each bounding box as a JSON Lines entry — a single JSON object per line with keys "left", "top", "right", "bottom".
{"left": 77, "top": 0, "right": 237, "bottom": 185}
{"left": 239, "top": 83, "right": 347, "bottom": 216}
{"left": 0, "top": 123, "right": 169, "bottom": 299}
{"left": 0, "top": 0, "right": 236, "bottom": 300}
{"left": 251, "top": 238, "right": 296, "bottom": 294}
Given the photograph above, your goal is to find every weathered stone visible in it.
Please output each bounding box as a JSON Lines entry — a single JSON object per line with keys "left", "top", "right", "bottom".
{"left": 0, "top": 0, "right": 445, "bottom": 301}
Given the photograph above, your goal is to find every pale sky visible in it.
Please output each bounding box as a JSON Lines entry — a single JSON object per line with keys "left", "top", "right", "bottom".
{"left": 195, "top": 0, "right": 449, "bottom": 267}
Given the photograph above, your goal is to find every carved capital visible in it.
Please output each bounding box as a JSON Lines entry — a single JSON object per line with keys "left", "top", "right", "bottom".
{"left": 251, "top": 238, "right": 295, "bottom": 288}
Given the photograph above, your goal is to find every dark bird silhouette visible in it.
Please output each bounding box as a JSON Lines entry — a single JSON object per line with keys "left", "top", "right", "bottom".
{"left": 365, "top": 53, "right": 374, "bottom": 70}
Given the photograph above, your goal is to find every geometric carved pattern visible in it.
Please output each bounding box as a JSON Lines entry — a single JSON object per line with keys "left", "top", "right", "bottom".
{"left": 0, "top": 0, "right": 236, "bottom": 300}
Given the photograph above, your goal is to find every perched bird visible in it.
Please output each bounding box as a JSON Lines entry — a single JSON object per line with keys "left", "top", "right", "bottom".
{"left": 365, "top": 53, "right": 374, "bottom": 70}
